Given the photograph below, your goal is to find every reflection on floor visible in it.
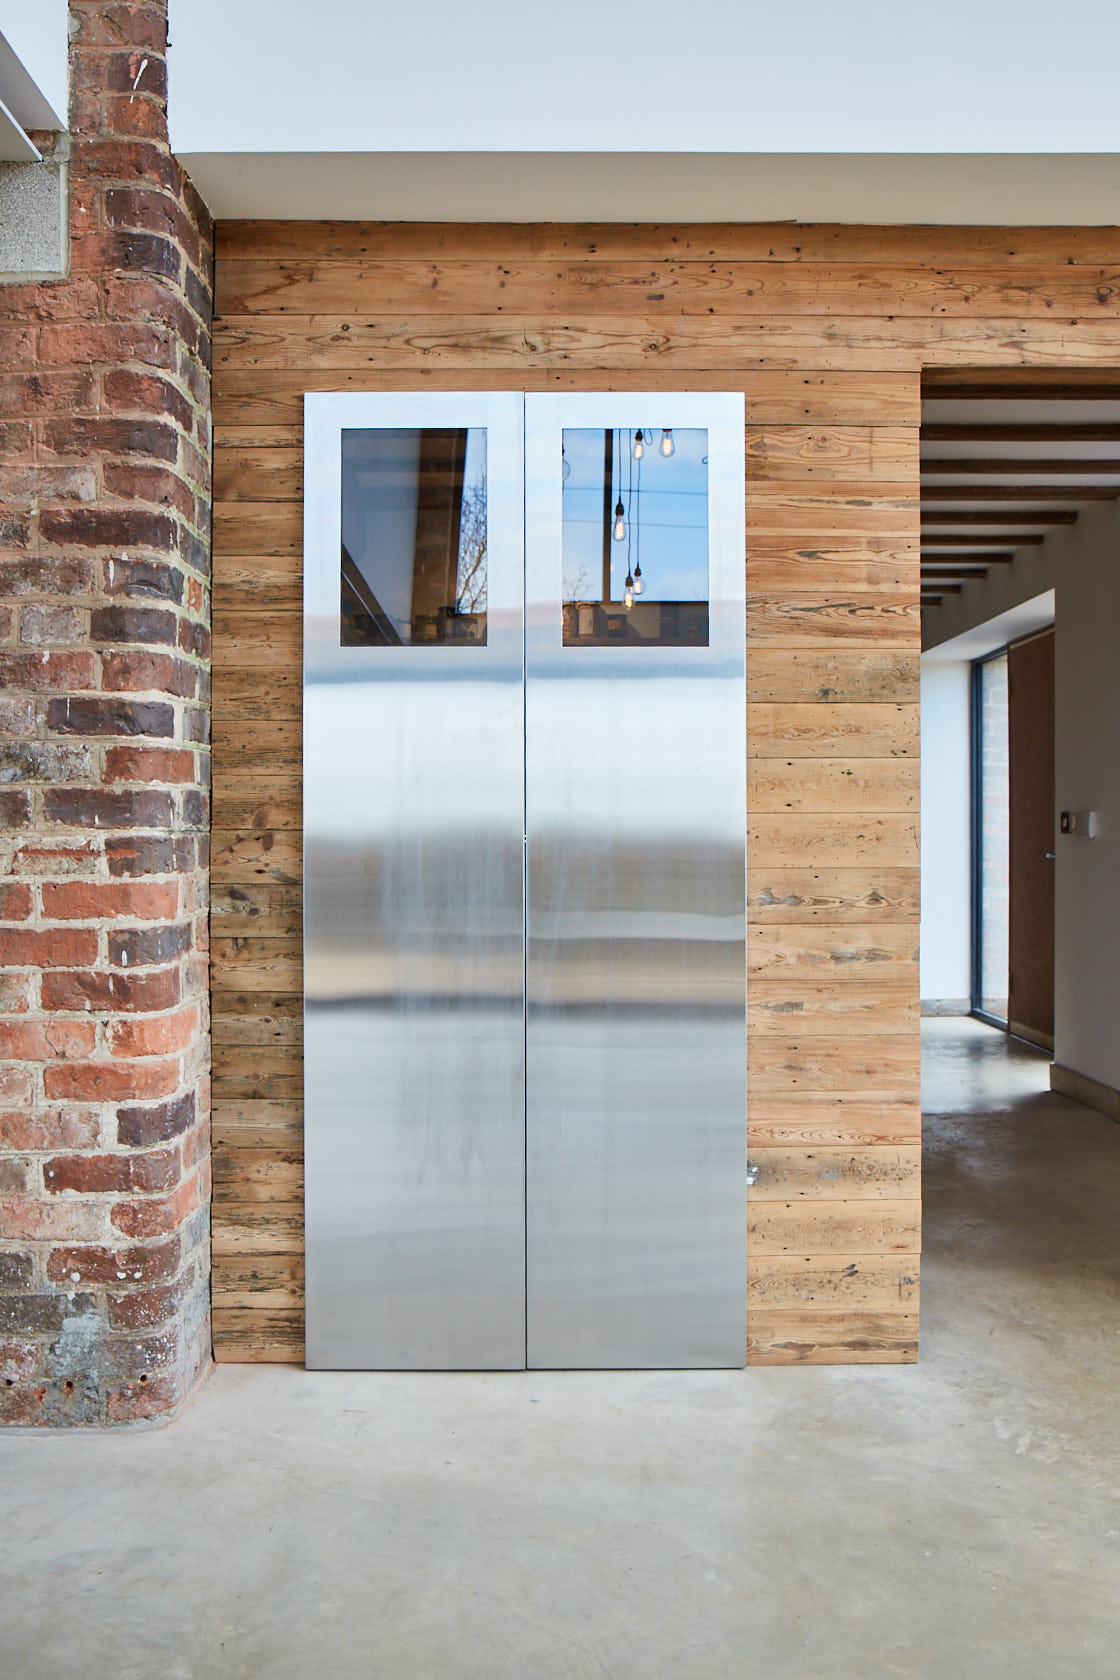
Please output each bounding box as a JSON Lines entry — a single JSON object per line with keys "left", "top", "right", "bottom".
{"left": 1, "top": 1019, "right": 1118, "bottom": 1679}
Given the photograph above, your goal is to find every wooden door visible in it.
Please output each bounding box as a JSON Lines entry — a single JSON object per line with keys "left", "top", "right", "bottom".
{"left": 1008, "top": 628, "right": 1055, "bottom": 1047}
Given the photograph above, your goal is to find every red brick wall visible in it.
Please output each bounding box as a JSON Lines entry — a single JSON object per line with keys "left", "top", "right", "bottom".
{"left": 0, "top": 2, "right": 213, "bottom": 1424}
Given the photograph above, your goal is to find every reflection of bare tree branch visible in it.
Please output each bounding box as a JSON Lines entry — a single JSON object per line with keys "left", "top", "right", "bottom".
{"left": 563, "top": 562, "right": 591, "bottom": 603}
{"left": 456, "top": 482, "right": 488, "bottom": 612}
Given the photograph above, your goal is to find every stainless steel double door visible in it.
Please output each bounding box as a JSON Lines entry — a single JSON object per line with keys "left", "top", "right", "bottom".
{"left": 304, "top": 392, "right": 746, "bottom": 1370}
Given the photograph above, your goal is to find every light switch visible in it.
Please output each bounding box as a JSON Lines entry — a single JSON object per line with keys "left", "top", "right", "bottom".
{"left": 1060, "top": 810, "right": 1099, "bottom": 838}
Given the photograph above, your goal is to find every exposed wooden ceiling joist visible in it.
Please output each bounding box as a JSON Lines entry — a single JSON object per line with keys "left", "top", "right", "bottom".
{"left": 919, "top": 533, "right": 1046, "bottom": 547}
{"left": 920, "top": 485, "right": 1119, "bottom": 501}
{"left": 923, "top": 424, "right": 1120, "bottom": 444}
{"left": 919, "top": 568, "right": 990, "bottom": 581}
{"left": 921, "top": 458, "right": 1120, "bottom": 476}
{"left": 919, "top": 510, "right": 1076, "bottom": 526}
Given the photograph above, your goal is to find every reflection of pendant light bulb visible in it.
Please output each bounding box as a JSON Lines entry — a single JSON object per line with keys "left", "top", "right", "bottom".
{"left": 624, "top": 570, "right": 634, "bottom": 609}
{"left": 660, "top": 428, "right": 674, "bottom": 457}
{"left": 632, "top": 429, "right": 645, "bottom": 459}
{"left": 613, "top": 499, "right": 626, "bottom": 541}
{"left": 633, "top": 560, "right": 643, "bottom": 595}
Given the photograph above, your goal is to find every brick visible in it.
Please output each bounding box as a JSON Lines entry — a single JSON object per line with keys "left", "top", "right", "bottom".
{"left": 45, "top": 696, "right": 175, "bottom": 737}
{"left": 47, "top": 1238, "right": 181, "bottom": 1288}
{"left": 0, "top": 1159, "right": 29, "bottom": 1194}
{"left": 106, "top": 834, "right": 194, "bottom": 877}
{"left": 0, "top": 975, "right": 32, "bottom": 1014}
{"left": 41, "top": 418, "right": 179, "bottom": 466}
{"left": 0, "top": 1198, "right": 107, "bottom": 1243}
{"left": 0, "top": 698, "right": 35, "bottom": 734}
{"left": 0, "top": 929, "right": 99, "bottom": 970}
{"left": 0, "top": 651, "right": 98, "bottom": 690}
{"left": 0, "top": 885, "right": 33, "bottom": 921}
{"left": 79, "top": 128, "right": 178, "bottom": 183}
{"left": 0, "top": 558, "right": 96, "bottom": 598}
{"left": 0, "top": 1068, "right": 34, "bottom": 1107}
{"left": 107, "top": 1274, "right": 191, "bottom": 1333}
{"left": 109, "top": 1006, "right": 198, "bottom": 1058}
{"left": 42, "top": 881, "right": 178, "bottom": 921}
{"left": 101, "top": 649, "right": 196, "bottom": 696}
{"left": 44, "top": 1150, "right": 179, "bottom": 1196}
{"left": 178, "top": 617, "right": 210, "bottom": 659}
{"left": 0, "top": 1021, "right": 97, "bottom": 1062}
{"left": 101, "top": 553, "right": 186, "bottom": 602}
{"left": 0, "top": 371, "right": 98, "bottom": 417}
{"left": 0, "top": 744, "right": 91, "bottom": 782}
{"left": 41, "top": 508, "right": 179, "bottom": 554}
{"left": 37, "top": 322, "right": 176, "bottom": 373}
{"left": 41, "top": 968, "right": 180, "bottom": 1015}
{"left": 90, "top": 606, "right": 178, "bottom": 647}
{"left": 43, "top": 788, "right": 175, "bottom": 829}
{"left": 184, "top": 705, "right": 210, "bottom": 744}
{"left": 0, "top": 1296, "right": 67, "bottom": 1336}
{"left": 0, "top": 1253, "right": 33, "bottom": 1291}
{"left": 0, "top": 1342, "right": 41, "bottom": 1383}
{"left": 102, "top": 368, "right": 193, "bottom": 433}
{"left": 43, "top": 1059, "right": 181, "bottom": 1103}
{"left": 117, "top": 1089, "right": 194, "bottom": 1148}
{"left": 104, "top": 745, "right": 195, "bottom": 784}
{"left": 0, "top": 1109, "right": 100, "bottom": 1151}
{"left": 111, "top": 1168, "right": 203, "bottom": 1240}
{"left": 13, "top": 842, "right": 100, "bottom": 878}
{"left": 109, "top": 923, "right": 191, "bottom": 967}
{"left": 19, "top": 606, "right": 84, "bottom": 644}
{"left": 0, "top": 791, "right": 31, "bottom": 829}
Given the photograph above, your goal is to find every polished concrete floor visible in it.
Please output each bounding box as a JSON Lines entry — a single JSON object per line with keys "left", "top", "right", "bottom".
{"left": 3, "top": 1019, "right": 1120, "bottom": 1679}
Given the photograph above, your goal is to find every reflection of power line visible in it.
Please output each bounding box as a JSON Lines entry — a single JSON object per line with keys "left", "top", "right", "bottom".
{"left": 564, "top": 518, "right": 709, "bottom": 532}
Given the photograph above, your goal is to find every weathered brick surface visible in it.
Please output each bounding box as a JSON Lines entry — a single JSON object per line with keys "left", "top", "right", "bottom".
{"left": 0, "top": 2, "right": 212, "bottom": 1426}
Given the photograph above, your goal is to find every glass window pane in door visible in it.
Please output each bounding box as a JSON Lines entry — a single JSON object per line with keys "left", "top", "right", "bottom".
{"left": 561, "top": 426, "right": 709, "bottom": 646}
{"left": 977, "top": 652, "right": 1009, "bottom": 1019}
{"left": 341, "top": 427, "right": 487, "bottom": 645}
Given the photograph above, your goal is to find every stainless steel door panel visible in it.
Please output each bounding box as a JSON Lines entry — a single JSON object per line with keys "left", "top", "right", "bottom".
{"left": 303, "top": 393, "right": 526, "bottom": 1370}
{"left": 524, "top": 394, "right": 747, "bottom": 1368}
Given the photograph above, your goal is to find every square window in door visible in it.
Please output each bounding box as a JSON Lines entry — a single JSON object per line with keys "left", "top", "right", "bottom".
{"left": 341, "top": 427, "right": 488, "bottom": 645}
{"left": 561, "top": 427, "right": 709, "bottom": 646}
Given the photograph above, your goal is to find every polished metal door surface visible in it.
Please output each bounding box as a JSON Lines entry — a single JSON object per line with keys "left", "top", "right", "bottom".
{"left": 524, "top": 394, "right": 747, "bottom": 1368}
{"left": 303, "top": 392, "right": 526, "bottom": 1369}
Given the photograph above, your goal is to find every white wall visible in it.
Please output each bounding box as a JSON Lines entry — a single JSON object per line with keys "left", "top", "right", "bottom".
{"left": 924, "top": 504, "right": 1120, "bottom": 1092}
{"left": 919, "top": 661, "right": 972, "bottom": 1009}
{"left": 167, "top": 0, "right": 1120, "bottom": 155}
{"left": 166, "top": 0, "right": 1120, "bottom": 220}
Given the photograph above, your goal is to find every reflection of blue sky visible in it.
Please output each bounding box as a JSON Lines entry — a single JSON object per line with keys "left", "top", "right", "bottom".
{"left": 562, "top": 427, "right": 708, "bottom": 603}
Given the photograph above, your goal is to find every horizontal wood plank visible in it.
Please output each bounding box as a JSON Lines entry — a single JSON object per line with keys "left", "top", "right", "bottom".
{"left": 746, "top": 1309, "right": 918, "bottom": 1365}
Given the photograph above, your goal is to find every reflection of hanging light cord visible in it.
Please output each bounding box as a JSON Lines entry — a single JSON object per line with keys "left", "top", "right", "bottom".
{"left": 624, "top": 430, "right": 635, "bottom": 608}
{"left": 633, "top": 445, "right": 644, "bottom": 595}
{"left": 612, "top": 425, "right": 625, "bottom": 542}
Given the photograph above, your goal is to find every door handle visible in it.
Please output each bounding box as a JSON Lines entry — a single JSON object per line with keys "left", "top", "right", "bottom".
{"left": 1045, "top": 852, "right": 1055, "bottom": 860}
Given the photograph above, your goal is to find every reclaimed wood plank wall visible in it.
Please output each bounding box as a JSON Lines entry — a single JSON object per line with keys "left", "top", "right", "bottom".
{"left": 209, "top": 221, "right": 1120, "bottom": 1365}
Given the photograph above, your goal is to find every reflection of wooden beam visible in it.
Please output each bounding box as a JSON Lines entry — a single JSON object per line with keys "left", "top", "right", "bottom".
{"left": 924, "top": 424, "right": 1120, "bottom": 444}
{"left": 923, "top": 379, "right": 1120, "bottom": 399}
{"left": 920, "top": 510, "right": 1076, "bottom": 526}
{"left": 919, "top": 533, "right": 1044, "bottom": 547}
{"left": 921, "top": 485, "right": 1120, "bottom": 501}
{"left": 922, "top": 458, "right": 1120, "bottom": 475}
